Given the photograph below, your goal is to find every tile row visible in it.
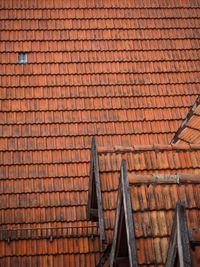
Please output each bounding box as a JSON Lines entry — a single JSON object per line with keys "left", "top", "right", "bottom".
{"left": 0, "top": 163, "right": 89, "bottom": 179}
{"left": 0, "top": 149, "right": 90, "bottom": 165}
{"left": 130, "top": 184, "right": 200, "bottom": 211}
{"left": 0, "top": 177, "right": 89, "bottom": 194}
{"left": 99, "top": 150, "right": 200, "bottom": 172}
{"left": 1, "top": 39, "right": 199, "bottom": 53}
{"left": 0, "top": 134, "right": 174, "bottom": 152}
{"left": 1, "top": 60, "right": 200, "bottom": 75}
{"left": 0, "top": 237, "right": 101, "bottom": 256}
{"left": 0, "top": 252, "right": 102, "bottom": 267}
{"left": 0, "top": 18, "right": 199, "bottom": 31}
{"left": 0, "top": 121, "right": 180, "bottom": 137}
{"left": 1, "top": 28, "right": 200, "bottom": 41}
{"left": 0, "top": 84, "right": 199, "bottom": 100}
{"left": 0, "top": 206, "right": 88, "bottom": 224}
{"left": 0, "top": 96, "right": 194, "bottom": 111}
{"left": 1, "top": 0, "right": 200, "bottom": 8}
{"left": 1, "top": 49, "right": 200, "bottom": 64}
{"left": 0, "top": 191, "right": 88, "bottom": 210}
{"left": 133, "top": 209, "right": 199, "bottom": 238}
{"left": 1, "top": 72, "right": 200, "bottom": 87}
{"left": 0, "top": 82, "right": 199, "bottom": 100}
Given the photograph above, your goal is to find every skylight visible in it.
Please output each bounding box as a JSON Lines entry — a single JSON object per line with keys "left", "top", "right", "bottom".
{"left": 18, "top": 52, "right": 27, "bottom": 64}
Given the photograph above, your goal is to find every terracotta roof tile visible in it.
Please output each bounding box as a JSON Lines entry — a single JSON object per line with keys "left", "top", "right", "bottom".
{"left": 98, "top": 145, "right": 200, "bottom": 243}
{"left": 130, "top": 182, "right": 200, "bottom": 265}
{"left": 109, "top": 168, "right": 200, "bottom": 266}
{"left": 1, "top": 0, "right": 200, "bottom": 265}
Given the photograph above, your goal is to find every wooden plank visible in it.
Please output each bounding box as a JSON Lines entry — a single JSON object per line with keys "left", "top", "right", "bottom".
{"left": 110, "top": 184, "right": 123, "bottom": 266}
{"left": 165, "top": 202, "right": 192, "bottom": 267}
{"left": 87, "top": 137, "right": 95, "bottom": 219}
{"left": 92, "top": 136, "right": 105, "bottom": 243}
{"left": 87, "top": 137, "right": 105, "bottom": 243}
{"left": 121, "top": 159, "right": 138, "bottom": 267}
{"left": 171, "top": 95, "right": 200, "bottom": 143}
{"left": 165, "top": 210, "right": 178, "bottom": 267}
{"left": 177, "top": 202, "right": 192, "bottom": 267}
{"left": 96, "top": 244, "right": 112, "bottom": 267}
{"left": 129, "top": 173, "right": 200, "bottom": 185}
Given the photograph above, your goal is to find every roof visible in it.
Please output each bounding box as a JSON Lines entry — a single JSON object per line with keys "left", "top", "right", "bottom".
{"left": 1, "top": 0, "right": 200, "bottom": 265}
{"left": 109, "top": 162, "right": 200, "bottom": 266}
{"left": 172, "top": 95, "right": 200, "bottom": 144}
{"left": 96, "top": 143, "right": 200, "bottom": 243}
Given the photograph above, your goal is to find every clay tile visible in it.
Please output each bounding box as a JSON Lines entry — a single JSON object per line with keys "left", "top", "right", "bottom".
{"left": 97, "top": 146, "right": 114, "bottom": 153}
{"left": 134, "top": 144, "right": 153, "bottom": 151}
{"left": 113, "top": 145, "right": 134, "bottom": 152}
{"left": 171, "top": 143, "right": 190, "bottom": 150}
{"left": 190, "top": 144, "right": 200, "bottom": 150}
{"left": 153, "top": 144, "right": 172, "bottom": 151}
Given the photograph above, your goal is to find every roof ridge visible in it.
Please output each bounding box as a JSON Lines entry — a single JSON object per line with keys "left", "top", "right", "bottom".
{"left": 97, "top": 143, "right": 200, "bottom": 153}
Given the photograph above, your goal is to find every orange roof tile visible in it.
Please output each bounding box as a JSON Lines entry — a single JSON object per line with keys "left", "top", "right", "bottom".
{"left": 97, "top": 144, "right": 200, "bottom": 243}
{"left": 1, "top": 0, "right": 200, "bottom": 265}
{"left": 109, "top": 165, "right": 200, "bottom": 266}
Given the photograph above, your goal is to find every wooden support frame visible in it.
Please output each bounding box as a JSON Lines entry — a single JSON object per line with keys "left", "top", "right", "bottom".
{"left": 165, "top": 201, "right": 192, "bottom": 267}
{"left": 172, "top": 95, "right": 200, "bottom": 144}
{"left": 87, "top": 136, "right": 105, "bottom": 243}
{"left": 96, "top": 244, "right": 112, "bottom": 267}
{"left": 110, "top": 159, "right": 138, "bottom": 267}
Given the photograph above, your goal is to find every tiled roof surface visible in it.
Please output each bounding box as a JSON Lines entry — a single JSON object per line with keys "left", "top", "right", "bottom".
{"left": 0, "top": 0, "right": 200, "bottom": 265}
{"left": 172, "top": 95, "right": 200, "bottom": 144}
{"left": 98, "top": 144, "right": 200, "bottom": 243}
{"left": 125, "top": 173, "right": 200, "bottom": 265}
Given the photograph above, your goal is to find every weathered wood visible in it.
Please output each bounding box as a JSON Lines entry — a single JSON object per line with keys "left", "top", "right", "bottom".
{"left": 92, "top": 137, "right": 105, "bottom": 243}
{"left": 165, "top": 210, "right": 178, "bottom": 267}
{"left": 110, "top": 184, "right": 123, "bottom": 266}
{"left": 121, "top": 159, "right": 138, "bottom": 267}
{"left": 87, "top": 137, "right": 105, "bottom": 242}
{"left": 110, "top": 160, "right": 138, "bottom": 267}
{"left": 165, "top": 201, "right": 192, "bottom": 267}
{"left": 128, "top": 173, "right": 200, "bottom": 185}
{"left": 177, "top": 202, "right": 192, "bottom": 267}
{"left": 96, "top": 244, "right": 112, "bottom": 267}
{"left": 87, "top": 137, "right": 95, "bottom": 219}
{"left": 172, "top": 95, "right": 200, "bottom": 143}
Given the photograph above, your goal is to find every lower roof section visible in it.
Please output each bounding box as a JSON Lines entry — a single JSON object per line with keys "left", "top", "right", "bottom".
{"left": 97, "top": 143, "right": 200, "bottom": 243}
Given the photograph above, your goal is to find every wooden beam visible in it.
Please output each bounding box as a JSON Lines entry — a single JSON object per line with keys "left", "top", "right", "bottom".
{"left": 87, "top": 137, "right": 95, "bottom": 219}
{"left": 172, "top": 95, "right": 200, "bottom": 144}
{"left": 92, "top": 137, "right": 105, "bottom": 243}
{"left": 177, "top": 202, "right": 192, "bottom": 267}
{"left": 110, "top": 184, "right": 123, "bottom": 266}
{"left": 165, "top": 201, "right": 192, "bottom": 267}
{"left": 96, "top": 244, "right": 112, "bottom": 267}
{"left": 129, "top": 173, "right": 200, "bottom": 185}
{"left": 121, "top": 159, "right": 138, "bottom": 267}
{"left": 165, "top": 211, "right": 178, "bottom": 267}
{"left": 87, "top": 137, "right": 105, "bottom": 243}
